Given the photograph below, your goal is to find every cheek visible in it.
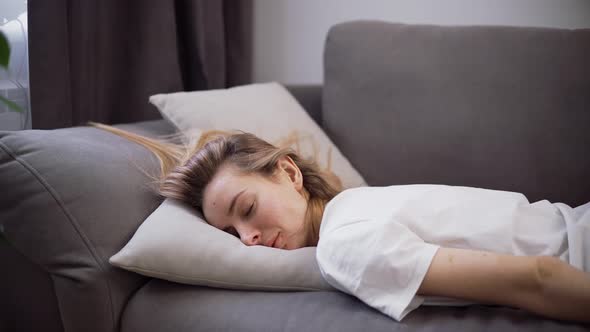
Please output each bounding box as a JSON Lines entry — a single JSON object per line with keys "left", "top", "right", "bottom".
{"left": 255, "top": 190, "right": 290, "bottom": 226}
{"left": 257, "top": 191, "right": 304, "bottom": 230}
{"left": 255, "top": 198, "right": 284, "bottom": 228}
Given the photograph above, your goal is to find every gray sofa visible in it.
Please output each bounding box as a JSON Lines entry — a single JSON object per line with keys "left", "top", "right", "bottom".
{"left": 1, "top": 20, "right": 590, "bottom": 332}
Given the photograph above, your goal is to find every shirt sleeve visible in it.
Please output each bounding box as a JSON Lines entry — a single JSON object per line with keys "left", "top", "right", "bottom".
{"left": 316, "top": 216, "right": 440, "bottom": 321}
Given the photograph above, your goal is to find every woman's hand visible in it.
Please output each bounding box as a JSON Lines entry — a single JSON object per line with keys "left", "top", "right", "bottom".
{"left": 417, "top": 247, "right": 590, "bottom": 324}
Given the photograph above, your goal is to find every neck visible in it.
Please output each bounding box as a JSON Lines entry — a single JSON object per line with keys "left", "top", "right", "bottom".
{"left": 304, "top": 195, "right": 327, "bottom": 246}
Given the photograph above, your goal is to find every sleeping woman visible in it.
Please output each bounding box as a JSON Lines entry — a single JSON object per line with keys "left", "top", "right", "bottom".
{"left": 89, "top": 122, "right": 590, "bottom": 324}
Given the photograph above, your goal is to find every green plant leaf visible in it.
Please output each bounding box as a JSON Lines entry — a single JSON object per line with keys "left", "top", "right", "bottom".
{"left": 0, "top": 95, "right": 23, "bottom": 113}
{"left": 0, "top": 31, "right": 10, "bottom": 69}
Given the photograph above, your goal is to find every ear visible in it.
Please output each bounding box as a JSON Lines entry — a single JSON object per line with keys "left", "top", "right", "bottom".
{"left": 277, "top": 156, "right": 303, "bottom": 192}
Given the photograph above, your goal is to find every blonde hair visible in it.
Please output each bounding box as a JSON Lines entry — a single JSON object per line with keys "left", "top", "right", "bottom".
{"left": 87, "top": 122, "right": 342, "bottom": 245}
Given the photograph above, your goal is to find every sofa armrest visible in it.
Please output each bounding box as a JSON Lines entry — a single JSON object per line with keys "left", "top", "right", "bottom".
{"left": 0, "top": 121, "right": 168, "bottom": 332}
{"left": 0, "top": 240, "right": 64, "bottom": 332}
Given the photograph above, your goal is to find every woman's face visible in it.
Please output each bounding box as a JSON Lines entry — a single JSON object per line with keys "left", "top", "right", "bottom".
{"left": 202, "top": 156, "right": 310, "bottom": 250}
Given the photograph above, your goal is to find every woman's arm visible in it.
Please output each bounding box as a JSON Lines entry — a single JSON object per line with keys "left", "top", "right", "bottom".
{"left": 417, "top": 247, "right": 590, "bottom": 323}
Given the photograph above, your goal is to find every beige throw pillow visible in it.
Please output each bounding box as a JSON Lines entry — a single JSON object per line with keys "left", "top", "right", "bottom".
{"left": 148, "top": 81, "right": 367, "bottom": 189}
{"left": 110, "top": 198, "right": 335, "bottom": 291}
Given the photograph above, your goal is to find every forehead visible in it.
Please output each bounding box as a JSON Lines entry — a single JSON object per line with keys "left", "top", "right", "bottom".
{"left": 202, "top": 167, "right": 261, "bottom": 223}
{"left": 204, "top": 166, "right": 244, "bottom": 205}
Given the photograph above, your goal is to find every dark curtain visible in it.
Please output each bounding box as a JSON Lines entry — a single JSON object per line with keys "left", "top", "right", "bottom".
{"left": 28, "top": 0, "right": 253, "bottom": 129}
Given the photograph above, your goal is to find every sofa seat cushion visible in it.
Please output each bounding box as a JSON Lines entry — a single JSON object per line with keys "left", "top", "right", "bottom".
{"left": 120, "top": 279, "right": 586, "bottom": 332}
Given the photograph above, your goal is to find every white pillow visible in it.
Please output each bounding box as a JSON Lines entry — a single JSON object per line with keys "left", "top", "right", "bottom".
{"left": 148, "top": 81, "right": 367, "bottom": 189}
{"left": 110, "top": 198, "right": 335, "bottom": 291}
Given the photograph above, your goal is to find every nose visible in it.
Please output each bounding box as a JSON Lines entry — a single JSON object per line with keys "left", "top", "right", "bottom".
{"left": 236, "top": 224, "right": 262, "bottom": 246}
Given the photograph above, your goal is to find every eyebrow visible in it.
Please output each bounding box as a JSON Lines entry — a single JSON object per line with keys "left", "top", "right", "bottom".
{"left": 226, "top": 189, "right": 246, "bottom": 217}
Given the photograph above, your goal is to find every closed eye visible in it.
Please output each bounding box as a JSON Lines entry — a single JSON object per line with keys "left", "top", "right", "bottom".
{"left": 224, "top": 200, "right": 255, "bottom": 238}
{"left": 245, "top": 202, "right": 255, "bottom": 218}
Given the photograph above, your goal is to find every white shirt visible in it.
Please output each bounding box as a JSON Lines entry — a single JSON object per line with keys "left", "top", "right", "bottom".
{"left": 315, "top": 184, "right": 590, "bottom": 321}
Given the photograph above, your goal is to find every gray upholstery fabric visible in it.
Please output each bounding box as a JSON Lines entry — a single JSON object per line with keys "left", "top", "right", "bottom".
{"left": 323, "top": 21, "right": 590, "bottom": 206}
{"left": 285, "top": 84, "right": 323, "bottom": 125}
{"left": 121, "top": 279, "right": 589, "bottom": 332}
{"left": 0, "top": 240, "right": 63, "bottom": 332}
{"left": 0, "top": 119, "right": 176, "bottom": 332}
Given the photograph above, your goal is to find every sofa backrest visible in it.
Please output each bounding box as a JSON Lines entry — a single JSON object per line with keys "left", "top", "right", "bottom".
{"left": 322, "top": 20, "right": 590, "bottom": 206}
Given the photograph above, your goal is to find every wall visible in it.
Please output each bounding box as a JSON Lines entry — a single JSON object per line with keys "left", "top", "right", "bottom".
{"left": 1, "top": 0, "right": 24, "bottom": 21}
{"left": 0, "top": 0, "right": 29, "bottom": 131}
{"left": 252, "top": 0, "right": 590, "bottom": 84}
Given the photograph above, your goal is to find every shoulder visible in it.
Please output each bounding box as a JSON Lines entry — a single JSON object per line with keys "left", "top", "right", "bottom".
{"left": 319, "top": 186, "right": 378, "bottom": 237}
{"left": 323, "top": 186, "right": 371, "bottom": 211}
{"left": 320, "top": 184, "right": 444, "bottom": 234}
{"left": 323, "top": 184, "right": 440, "bottom": 213}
